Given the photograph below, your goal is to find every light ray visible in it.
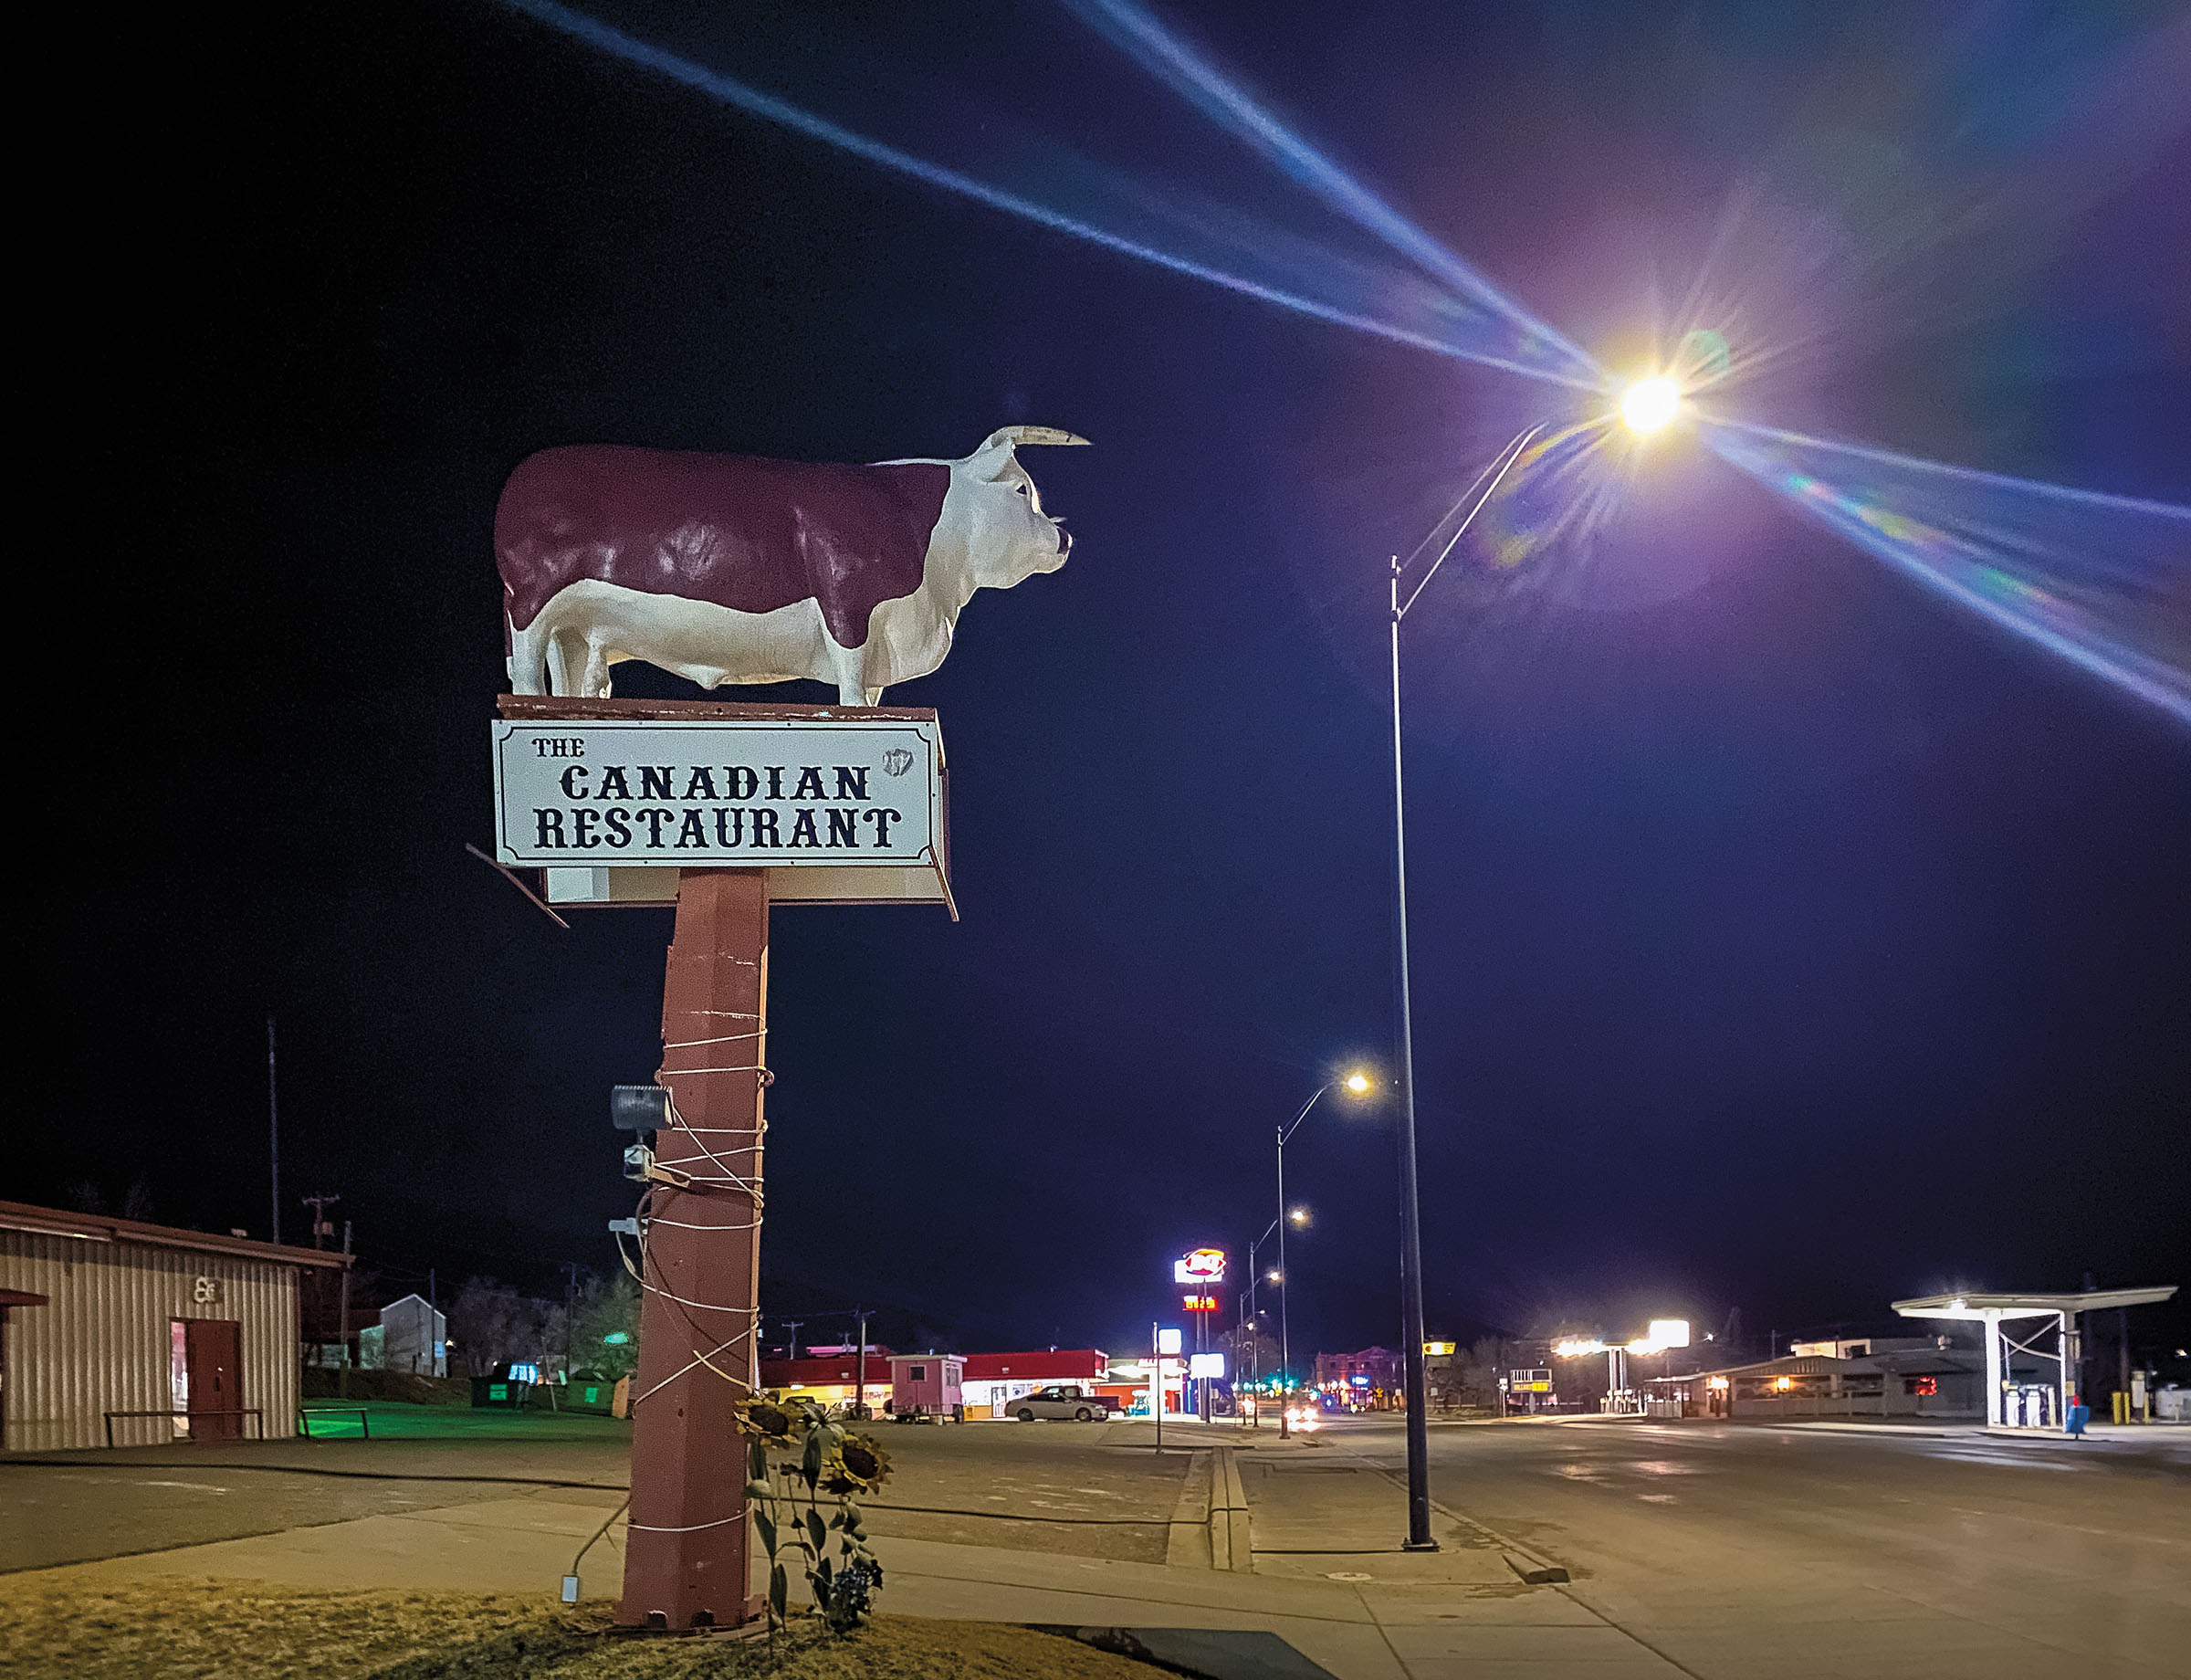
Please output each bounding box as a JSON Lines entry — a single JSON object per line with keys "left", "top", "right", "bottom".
{"left": 1704, "top": 420, "right": 2191, "bottom": 724}
{"left": 493, "top": 0, "right": 1596, "bottom": 385}
{"left": 1062, "top": 0, "right": 1601, "bottom": 388}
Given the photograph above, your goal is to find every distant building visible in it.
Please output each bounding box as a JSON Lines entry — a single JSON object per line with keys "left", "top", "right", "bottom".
{"left": 359, "top": 1294, "right": 446, "bottom": 1377}
{"left": 1787, "top": 1336, "right": 1940, "bottom": 1360}
{"left": 959, "top": 1349, "right": 1111, "bottom": 1418}
{"left": 0, "top": 1199, "right": 349, "bottom": 1450}
{"left": 759, "top": 1349, "right": 895, "bottom": 1412}
{"left": 1316, "top": 1346, "right": 1404, "bottom": 1405}
{"left": 1645, "top": 1348, "right": 1984, "bottom": 1421}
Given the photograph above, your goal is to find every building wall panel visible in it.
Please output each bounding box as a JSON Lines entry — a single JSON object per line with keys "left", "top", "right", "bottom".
{"left": 1, "top": 1228, "right": 303, "bottom": 1450}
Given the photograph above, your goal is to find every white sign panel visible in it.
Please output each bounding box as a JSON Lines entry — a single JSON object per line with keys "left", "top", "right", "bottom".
{"left": 1188, "top": 1352, "right": 1226, "bottom": 1380}
{"left": 492, "top": 719, "right": 942, "bottom": 870}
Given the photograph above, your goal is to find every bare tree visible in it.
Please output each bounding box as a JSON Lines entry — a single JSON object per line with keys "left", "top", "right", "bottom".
{"left": 447, "top": 1278, "right": 546, "bottom": 1377}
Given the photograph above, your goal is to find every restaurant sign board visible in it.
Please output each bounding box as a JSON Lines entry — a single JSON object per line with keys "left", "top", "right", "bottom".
{"left": 491, "top": 717, "right": 949, "bottom": 908}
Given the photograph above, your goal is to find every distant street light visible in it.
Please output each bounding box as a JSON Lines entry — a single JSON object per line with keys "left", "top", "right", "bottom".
{"left": 1274, "top": 1073, "right": 1376, "bottom": 1386}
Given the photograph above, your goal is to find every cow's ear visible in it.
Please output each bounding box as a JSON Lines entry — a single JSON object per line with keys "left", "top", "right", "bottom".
{"left": 965, "top": 436, "right": 1019, "bottom": 480}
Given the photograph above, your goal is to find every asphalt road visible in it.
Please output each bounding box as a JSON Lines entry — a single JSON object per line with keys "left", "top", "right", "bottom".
{"left": 1295, "top": 1416, "right": 2191, "bottom": 1675}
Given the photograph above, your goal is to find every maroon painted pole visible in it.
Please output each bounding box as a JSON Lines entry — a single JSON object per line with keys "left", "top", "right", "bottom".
{"left": 620, "top": 868, "right": 769, "bottom": 1630}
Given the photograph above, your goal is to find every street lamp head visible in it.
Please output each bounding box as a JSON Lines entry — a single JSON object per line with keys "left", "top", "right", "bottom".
{"left": 1619, "top": 374, "right": 1683, "bottom": 436}
{"left": 1288, "top": 1207, "right": 1310, "bottom": 1225}
{"left": 1267, "top": 1270, "right": 1282, "bottom": 1284}
{"left": 1342, "top": 1071, "right": 1374, "bottom": 1096}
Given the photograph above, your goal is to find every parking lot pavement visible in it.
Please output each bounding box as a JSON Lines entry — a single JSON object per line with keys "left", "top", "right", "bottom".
{"left": 852, "top": 1416, "right": 1193, "bottom": 1562}
{"left": 1, "top": 1407, "right": 1191, "bottom": 1573}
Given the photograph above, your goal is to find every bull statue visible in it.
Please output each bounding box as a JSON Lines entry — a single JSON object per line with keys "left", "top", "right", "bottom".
{"left": 496, "top": 425, "right": 1087, "bottom": 704}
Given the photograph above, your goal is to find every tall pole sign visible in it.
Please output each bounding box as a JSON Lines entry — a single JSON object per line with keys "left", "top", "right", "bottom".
{"left": 486, "top": 425, "right": 1085, "bottom": 1631}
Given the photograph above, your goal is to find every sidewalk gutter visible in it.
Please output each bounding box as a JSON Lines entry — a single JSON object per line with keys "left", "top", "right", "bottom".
{"left": 1210, "top": 1447, "right": 1252, "bottom": 1572}
{"left": 1166, "top": 1449, "right": 1213, "bottom": 1569}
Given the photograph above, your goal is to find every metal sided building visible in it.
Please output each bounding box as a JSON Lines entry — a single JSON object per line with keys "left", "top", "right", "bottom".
{"left": 0, "top": 1200, "right": 351, "bottom": 1450}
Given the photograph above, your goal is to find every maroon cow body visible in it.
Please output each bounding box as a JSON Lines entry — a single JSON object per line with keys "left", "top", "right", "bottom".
{"left": 497, "top": 446, "right": 950, "bottom": 654}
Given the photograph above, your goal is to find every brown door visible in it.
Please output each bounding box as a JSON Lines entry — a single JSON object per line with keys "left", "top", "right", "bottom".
{"left": 184, "top": 1319, "right": 244, "bottom": 1441}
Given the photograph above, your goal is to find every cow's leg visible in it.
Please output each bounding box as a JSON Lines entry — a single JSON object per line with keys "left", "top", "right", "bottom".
{"left": 581, "top": 636, "right": 614, "bottom": 698}
{"left": 545, "top": 630, "right": 575, "bottom": 697}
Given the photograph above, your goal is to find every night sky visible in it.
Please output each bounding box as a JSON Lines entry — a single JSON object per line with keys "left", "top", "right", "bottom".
{"left": 23, "top": 1, "right": 2188, "bottom": 1364}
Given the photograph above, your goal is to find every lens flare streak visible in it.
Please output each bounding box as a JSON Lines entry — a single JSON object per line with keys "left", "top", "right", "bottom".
{"left": 494, "top": 0, "right": 1590, "bottom": 383}
{"left": 1704, "top": 420, "right": 2191, "bottom": 724}
{"left": 1062, "top": 0, "right": 1600, "bottom": 389}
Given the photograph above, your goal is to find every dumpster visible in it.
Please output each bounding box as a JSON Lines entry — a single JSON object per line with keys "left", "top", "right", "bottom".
{"left": 470, "top": 1371, "right": 534, "bottom": 1409}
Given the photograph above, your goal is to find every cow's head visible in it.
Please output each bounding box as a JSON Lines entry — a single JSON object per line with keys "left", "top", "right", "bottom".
{"left": 955, "top": 425, "right": 1089, "bottom": 590}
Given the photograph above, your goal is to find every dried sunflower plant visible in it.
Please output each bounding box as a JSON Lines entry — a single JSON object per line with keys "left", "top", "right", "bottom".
{"left": 738, "top": 1394, "right": 894, "bottom": 1638}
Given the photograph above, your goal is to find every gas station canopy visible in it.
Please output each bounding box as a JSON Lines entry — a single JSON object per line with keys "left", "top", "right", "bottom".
{"left": 1892, "top": 1287, "right": 2176, "bottom": 1321}
{"left": 1892, "top": 1286, "right": 2177, "bottom": 1433}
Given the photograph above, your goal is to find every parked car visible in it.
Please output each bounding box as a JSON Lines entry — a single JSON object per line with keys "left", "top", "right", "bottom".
{"left": 1012, "top": 1384, "right": 1110, "bottom": 1422}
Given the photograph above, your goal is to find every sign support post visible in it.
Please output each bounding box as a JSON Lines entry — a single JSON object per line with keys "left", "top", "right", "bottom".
{"left": 619, "top": 868, "right": 769, "bottom": 1629}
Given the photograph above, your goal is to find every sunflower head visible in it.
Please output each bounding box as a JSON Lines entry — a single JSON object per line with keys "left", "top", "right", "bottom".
{"left": 737, "top": 1396, "right": 807, "bottom": 1445}
{"left": 822, "top": 1432, "right": 893, "bottom": 1495}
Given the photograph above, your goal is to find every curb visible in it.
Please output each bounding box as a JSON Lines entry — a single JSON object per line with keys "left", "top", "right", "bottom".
{"left": 1210, "top": 1446, "right": 1252, "bottom": 1572}
{"left": 1165, "top": 1450, "right": 1213, "bottom": 1569}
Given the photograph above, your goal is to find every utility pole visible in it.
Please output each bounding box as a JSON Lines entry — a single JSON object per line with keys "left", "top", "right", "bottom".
{"left": 267, "top": 1016, "right": 281, "bottom": 1246}
{"left": 301, "top": 1193, "right": 339, "bottom": 1357}
{"left": 854, "top": 1307, "right": 870, "bottom": 1420}
{"left": 337, "top": 1218, "right": 354, "bottom": 1400}
{"left": 781, "top": 1318, "right": 805, "bottom": 1362}
{"left": 302, "top": 1192, "right": 340, "bottom": 1248}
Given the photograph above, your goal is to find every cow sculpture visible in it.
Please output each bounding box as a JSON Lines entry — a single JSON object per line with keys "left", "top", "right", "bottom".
{"left": 497, "top": 425, "right": 1086, "bottom": 703}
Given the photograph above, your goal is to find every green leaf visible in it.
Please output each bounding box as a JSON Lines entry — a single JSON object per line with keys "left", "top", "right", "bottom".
{"left": 801, "top": 1431, "right": 825, "bottom": 1479}
{"left": 827, "top": 1509, "right": 845, "bottom": 1529}
{"left": 750, "top": 1441, "right": 769, "bottom": 1482}
{"left": 807, "top": 1508, "right": 828, "bottom": 1555}
{"left": 769, "top": 1563, "right": 788, "bottom": 1620}
{"left": 754, "top": 1510, "right": 777, "bottom": 1557}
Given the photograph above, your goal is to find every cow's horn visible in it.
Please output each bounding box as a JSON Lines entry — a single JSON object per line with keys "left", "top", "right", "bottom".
{"left": 983, "top": 426, "right": 1092, "bottom": 449}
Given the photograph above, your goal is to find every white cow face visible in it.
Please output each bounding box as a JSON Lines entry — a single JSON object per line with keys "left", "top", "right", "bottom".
{"left": 957, "top": 428, "right": 1085, "bottom": 591}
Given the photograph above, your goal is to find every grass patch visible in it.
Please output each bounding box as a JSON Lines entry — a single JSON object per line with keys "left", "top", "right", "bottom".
{"left": 0, "top": 1580, "right": 1161, "bottom": 1678}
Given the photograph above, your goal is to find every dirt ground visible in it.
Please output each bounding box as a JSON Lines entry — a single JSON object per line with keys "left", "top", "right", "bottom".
{"left": 0, "top": 1580, "right": 1160, "bottom": 1679}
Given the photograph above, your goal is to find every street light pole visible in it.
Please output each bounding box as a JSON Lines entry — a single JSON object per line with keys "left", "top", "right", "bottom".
{"left": 1274, "top": 1085, "right": 1333, "bottom": 1385}
{"left": 1387, "top": 425, "right": 1544, "bottom": 1552}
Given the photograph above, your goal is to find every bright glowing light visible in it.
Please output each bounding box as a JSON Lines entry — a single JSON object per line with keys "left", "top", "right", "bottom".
{"left": 1343, "top": 1072, "right": 1373, "bottom": 1095}
{"left": 1706, "top": 1376, "right": 1729, "bottom": 1391}
{"left": 1774, "top": 1376, "right": 1795, "bottom": 1392}
{"left": 1554, "top": 1339, "right": 1607, "bottom": 1359}
{"left": 1620, "top": 376, "right": 1683, "bottom": 435}
{"left": 1647, "top": 1319, "right": 1692, "bottom": 1350}
{"left": 1289, "top": 1207, "right": 1310, "bottom": 1225}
